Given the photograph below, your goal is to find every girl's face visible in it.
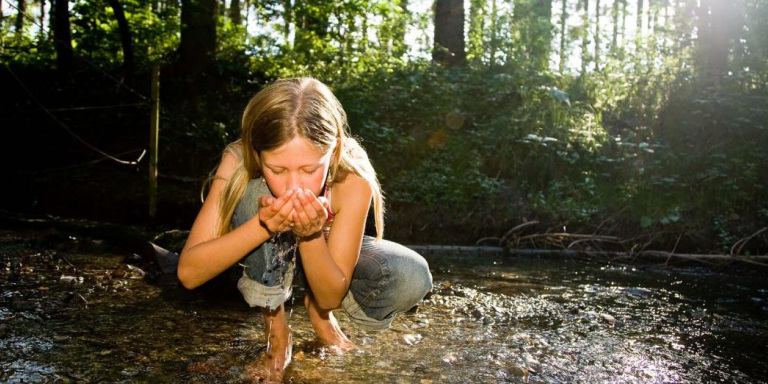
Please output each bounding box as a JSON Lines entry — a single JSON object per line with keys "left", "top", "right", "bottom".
{"left": 259, "top": 135, "right": 332, "bottom": 197}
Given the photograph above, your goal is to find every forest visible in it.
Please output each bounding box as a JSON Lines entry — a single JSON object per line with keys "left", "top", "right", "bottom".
{"left": 1, "top": 0, "right": 767, "bottom": 255}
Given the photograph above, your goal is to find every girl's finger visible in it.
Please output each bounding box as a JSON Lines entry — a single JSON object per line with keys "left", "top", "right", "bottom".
{"left": 258, "top": 195, "right": 274, "bottom": 208}
{"left": 295, "top": 189, "right": 323, "bottom": 221}
{"left": 299, "top": 197, "right": 321, "bottom": 223}
{"left": 279, "top": 216, "right": 294, "bottom": 232}
{"left": 270, "top": 189, "right": 294, "bottom": 211}
{"left": 275, "top": 195, "right": 295, "bottom": 222}
{"left": 306, "top": 191, "right": 327, "bottom": 218}
{"left": 296, "top": 206, "right": 312, "bottom": 228}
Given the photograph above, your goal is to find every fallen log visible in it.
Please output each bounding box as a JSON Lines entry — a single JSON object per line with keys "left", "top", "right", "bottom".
{"left": 406, "top": 245, "right": 768, "bottom": 267}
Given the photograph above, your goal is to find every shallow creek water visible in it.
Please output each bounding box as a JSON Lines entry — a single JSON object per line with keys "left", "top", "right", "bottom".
{"left": 2, "top": 229, "right": 767, "bottom": 383}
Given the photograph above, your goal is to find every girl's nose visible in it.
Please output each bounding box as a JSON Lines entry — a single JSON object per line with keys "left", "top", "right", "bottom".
{"left": 286, "top": 174, "right": 302, "bottom": 193}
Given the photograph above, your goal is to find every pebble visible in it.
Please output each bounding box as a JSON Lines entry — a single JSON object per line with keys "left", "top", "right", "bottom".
{"left": 601, "top": 313, "right": 616, "bottom": 325}
{"left": 441, "top": 352, "right": 458, "bottom": 365}
{"left": 402, "top": 333, "right": 422, "bottom": 345}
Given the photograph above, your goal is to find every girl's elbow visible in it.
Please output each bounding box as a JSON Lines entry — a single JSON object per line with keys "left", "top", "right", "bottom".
{"left": 177, "top": 264, "right": 200, "bottom": 290}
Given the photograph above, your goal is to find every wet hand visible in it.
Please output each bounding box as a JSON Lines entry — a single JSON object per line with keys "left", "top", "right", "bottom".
{"left": 290, "top": 188, "right": 329, "bottom": 240}
{"left": 258, "top": 190, "right": 296, "bottom": 235}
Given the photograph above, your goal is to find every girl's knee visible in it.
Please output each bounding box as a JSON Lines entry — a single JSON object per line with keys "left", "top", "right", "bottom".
{"left": 401, "top": 256, "right": 433, "bottom": 306}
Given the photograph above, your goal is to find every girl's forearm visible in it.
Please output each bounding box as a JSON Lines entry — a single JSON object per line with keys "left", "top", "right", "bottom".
{"left": 178, "top": 217, "right": 272, "bottom": 289}
{"left": 298, "top": 236, "right": 349, "bottom": 309}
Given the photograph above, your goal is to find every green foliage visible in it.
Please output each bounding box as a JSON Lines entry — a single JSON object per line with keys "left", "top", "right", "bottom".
{"left": 2, "top": 0, "right": 767, "bottom": 250}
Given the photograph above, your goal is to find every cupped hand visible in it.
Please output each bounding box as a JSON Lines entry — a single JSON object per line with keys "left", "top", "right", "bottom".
{"left": 290, "top": 188, "right": 329, "bottom": 239}
{"left": 258, "top": 189, "right": 296, "bottom": 235}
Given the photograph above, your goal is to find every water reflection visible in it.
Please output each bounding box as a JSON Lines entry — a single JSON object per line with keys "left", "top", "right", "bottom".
{"left": 1, "top": 230, "right": 767, "bottom": 383}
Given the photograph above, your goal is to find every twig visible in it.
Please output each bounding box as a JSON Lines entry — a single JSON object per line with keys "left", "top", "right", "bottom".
{"left": 567, "top": 237, "right": 623, "bottom": 250}
{"left": 665, "top": 232, "right": 684, "bottom": 266}
{"left": 475, "top": 236, "right": 501, "bottom": 246}
{"left": 730, "top": 227, "right": 768, "bottom": 256}
{"left": 499, "top": 221, "right": 539, "bottom": 244}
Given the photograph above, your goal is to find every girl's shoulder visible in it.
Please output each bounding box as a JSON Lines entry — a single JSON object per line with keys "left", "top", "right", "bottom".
{"left": 223, "top": 141, "right": 244, "bottom": 161}
{"left": 215, "top": 142, "right": 244, "bottom": 182}
{"left": 330, "top": 172, "right": 372, "bottom": 214}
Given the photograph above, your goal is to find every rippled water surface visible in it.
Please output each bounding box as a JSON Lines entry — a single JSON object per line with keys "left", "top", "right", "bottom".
{"left": 2, "top": 229, "right": 767, "bottom": 383}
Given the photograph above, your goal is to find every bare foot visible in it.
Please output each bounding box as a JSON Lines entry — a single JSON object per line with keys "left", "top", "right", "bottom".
{"left": 305, "top": 294, "right": 357, "bottom": 354}
{"left": 244, "top": 305, "right": 293, "bottom": 383}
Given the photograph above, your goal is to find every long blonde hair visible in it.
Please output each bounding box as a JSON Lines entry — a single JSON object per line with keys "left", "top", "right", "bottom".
{"left": 215, "top": 77, "right": 384, "bottom": 240}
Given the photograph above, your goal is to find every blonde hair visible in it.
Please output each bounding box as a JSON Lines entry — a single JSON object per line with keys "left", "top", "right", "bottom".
{"left": 215, "top": 78, "right": 384, "bottom": 240}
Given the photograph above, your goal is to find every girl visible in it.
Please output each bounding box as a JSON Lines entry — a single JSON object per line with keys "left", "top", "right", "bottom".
{"left": 178, "top": 77, "right": 433, "bottom": 382}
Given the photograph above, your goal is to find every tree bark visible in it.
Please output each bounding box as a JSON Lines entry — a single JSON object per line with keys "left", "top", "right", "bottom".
{"left": 489, "top": 0, "right": 497, "bottom": 68}
{"left": 580, "top": 0, "right": 589, "bottom": 74}
{"left": 558, "top": 0, "right": 567, "bottom": 72}
{"left": 51, "top": 0, "right": 73, "bottom": 74}
{"left": 699, "top": 0, "right": 728, "bottom": 76}
{"left": 15, "top": 0, "right": 26, "bottom": 37}
{"left": 468, "top": 0, "right": 485, "bottom": 62}
{"left": 282, "top": 0, "right": 291, "bottom": 45}
{"left": 294, "top": 0, "right": 331, "bottom": 53}
{"left": 106, "top": 0, "right": 135, "bottom": 86}
{"left": 611, "top": 0, "right": 619, "bottom": 52}
{"left": 636, "top": 0, "right": 644, "bottom": 44}
{"left": 594, "top": 0, "right": 600, "bottom": 70}
{"left": 393, "top": 0, "right": 409, "bottom": 58}
{"left": 433, "top": 0, "right": 466, "bottom": 65}
{"left": 177, "top": 0, "right": 218, "bottom": 112}
{"left": 39, "top": 0, "right": 45, "bottom": 41}
{"left": 229, "top": 0, "right": 241, "bottom": 25}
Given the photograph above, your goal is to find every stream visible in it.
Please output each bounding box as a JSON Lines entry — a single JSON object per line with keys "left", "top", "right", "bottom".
{"left": 2, "top": 228, "right": 767, "bottom": 383}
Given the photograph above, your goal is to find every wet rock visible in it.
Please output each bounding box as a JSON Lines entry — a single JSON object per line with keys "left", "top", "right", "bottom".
{"left": 506, "top": 362, "right": 530, "bottom": 378}
{"left": 60, "top": 275, "right": 84, "bottom": 285}
{"left": 11, "top": 297, "right": 38, "bottom": 310}
{"left": 402, "top": 333, "right": 422, "bottom": 345}
{"left": 441, "top": 352, "right": 459, "bottom": 365}
{"left": 601, "top": 313, "right": 616, "bottom": 325}
{"left": 53, "top": 335, "right": 70, "bottom": 342}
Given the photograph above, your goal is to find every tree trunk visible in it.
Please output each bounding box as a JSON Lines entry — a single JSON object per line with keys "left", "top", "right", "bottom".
{"left": 636, "top": 0, "right": 644, "bottom": 46}
{"left": 393, "top": 0, "right": 409, "bottom": 58}
{"left": 468, "top": 0, "right": 485, "bottom": 62}
{"left": 51, "top": 0, "right": 73, "bottom": 74}
{"left": 534, "top": 0, "right": 553, "bottom": 70}
{"left": 514, "top": 0, "right": 552, "bottom": 70}
{"left": 580, "top": 0, "right": 589, "bottom": 74}
{"left": 433, "top": 0, "right": 466, "bottom": 65}
{"left": 294, "top": 1, "right": 330, "bottom": 53}
{"left": 106, "top": 0, "right": 135, "bottom": 86}
{"left": 229, "top": 0, "right": 241, "bottom": 25}
{"left": 15, "top": 0, "right": 26, "bottom": 37}
{"left": 620, "top": 0, "right": 627, "bottom": 47}
{"left": 594, "top": 0, "right": 600, "bottom": 70}
{"left": 39, "top": 0, "right": 45, "bottom": 41}
{"left": 282, "top": 0, "right": 291, "bottom": 45}
{"left": 177, "top": 0, "right": 217, "bottom": 112}
{"left": 611, "top": 0, "right": 618, "bottom": 52}
{"left": 489, "top": 0, "right": 497, "bottom": 68}
{"left": 558, "top": 0, "right": 566, "bottom": 72}
{"left": 698, "top": 0, "right": 729, "bottom": 77}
